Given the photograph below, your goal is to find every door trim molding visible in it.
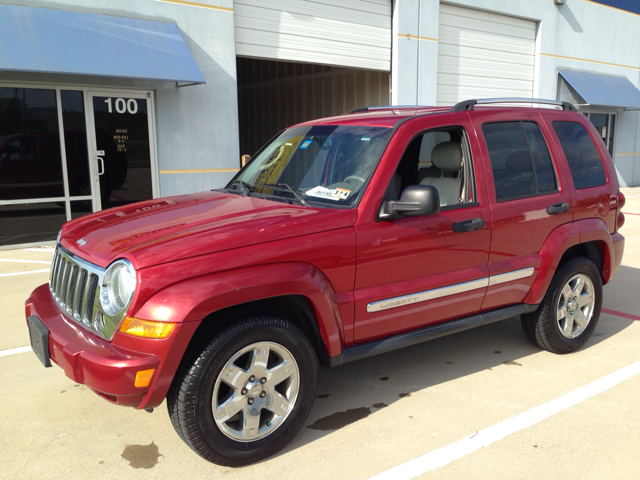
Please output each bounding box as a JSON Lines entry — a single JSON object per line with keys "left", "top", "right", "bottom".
{"left": 366, "top": 267, "right": 535, "bottom": 313}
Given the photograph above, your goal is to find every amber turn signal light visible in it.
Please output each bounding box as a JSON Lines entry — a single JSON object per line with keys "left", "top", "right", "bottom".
{"left": 120, "top": 317, "right": 176, "bottom": 339}
{"left": 134, "top": 368, "right": 156, "bottom": 388}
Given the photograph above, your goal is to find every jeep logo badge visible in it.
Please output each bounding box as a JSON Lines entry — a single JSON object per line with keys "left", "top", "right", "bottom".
{"left": 76, "top": 238, "right": 87, "bottom": 247}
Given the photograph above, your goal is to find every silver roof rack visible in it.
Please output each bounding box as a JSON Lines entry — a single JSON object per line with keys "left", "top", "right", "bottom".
{"left": 450, "top": 98, "right": 577, "bottom": 112}
{"left": 344, "top": 105, "right": 432, "bottom": 114}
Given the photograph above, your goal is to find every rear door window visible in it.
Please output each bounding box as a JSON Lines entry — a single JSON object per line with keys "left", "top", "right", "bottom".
{"left": 482, "top": 121, "right": 557, "bottom": 201}
{"left": 552, "top": 121, "right": 607, "bottom": 189}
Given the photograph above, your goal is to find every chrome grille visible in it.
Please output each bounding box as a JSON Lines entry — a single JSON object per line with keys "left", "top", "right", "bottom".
{"left": 49, "top": 246, "right": 105, "bottom": 335}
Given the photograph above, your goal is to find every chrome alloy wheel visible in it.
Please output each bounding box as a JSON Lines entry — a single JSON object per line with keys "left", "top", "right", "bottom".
{"left": 557, "top": 273, "right": 595, "bottom": 339}
{"left": 212, "top": 341, "right": 300, "bottom": 442}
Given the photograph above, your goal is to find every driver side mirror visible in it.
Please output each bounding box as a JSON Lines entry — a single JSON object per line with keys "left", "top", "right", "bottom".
{"left": 379, "top": 185, "right": 440, "bottom": 221}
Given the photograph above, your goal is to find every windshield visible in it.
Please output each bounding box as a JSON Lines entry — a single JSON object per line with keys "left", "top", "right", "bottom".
{"left": 227, "top": 124, "right": 394, "bottom": 208}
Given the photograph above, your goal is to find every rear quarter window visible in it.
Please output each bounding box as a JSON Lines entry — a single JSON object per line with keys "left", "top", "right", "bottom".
{"left": 552, "top": 121, "right": 607, "bottom": 189}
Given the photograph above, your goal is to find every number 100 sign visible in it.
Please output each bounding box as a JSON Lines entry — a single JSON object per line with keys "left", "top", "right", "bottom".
{"left": 103, "top": 98, "right": 139, "bottom": 114}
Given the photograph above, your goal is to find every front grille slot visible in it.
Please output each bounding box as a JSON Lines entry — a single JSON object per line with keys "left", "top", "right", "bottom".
{"left": 66, "top": 265, "right": 79, "bottom": 314}
{"left": 59, "top": 260, "right": 71, "bottom": 307}
{"left": 83, "top": 274, "right": 99, "bottom": 325}
{"left": 48, "top": 245, "right": 105, "bottom": 337}
{"left": 73, "top": 269, "right": 88, "bottom": 322}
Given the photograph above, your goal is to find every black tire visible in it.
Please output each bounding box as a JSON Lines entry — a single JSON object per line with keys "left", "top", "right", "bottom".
{"left": 521, "top": 257, "right": 602, "bottom": 354}
{"left": 167, "top": 316, "right": 318, "bottom": 466}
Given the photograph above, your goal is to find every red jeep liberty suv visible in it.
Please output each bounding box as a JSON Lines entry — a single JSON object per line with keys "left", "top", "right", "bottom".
{"left": 26, "top": 98, "right": 625, "bottom": 466}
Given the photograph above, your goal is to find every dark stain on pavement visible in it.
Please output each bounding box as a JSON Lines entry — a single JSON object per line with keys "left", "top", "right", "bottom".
{"left": 121, "top": 442, "right": 162, "bottom": 469}
{"left": 504, "top": 360, "right": 522, "bottom": 366}
{"left": 494, "top": 350, "right": 502, "bottom": 354}
{"left": 306, "top": 407, "right": 372, "bottom": 431}
{"left": 372, "top": 403, "right": 388, "bottom": 409}
{"left": 60, "top": 390, "right": 66, "bottom": 394}
{"left": 316, "top": 394, "right": 331, "bottom": 399}
{"left": 399, "top": 392, "right": 411, "bottom": 398}
{"left": 379, "top": 376, "right": 389, "bottom": 381}
{"left": 445, "top": 361, "right": 453, "bottom": 364}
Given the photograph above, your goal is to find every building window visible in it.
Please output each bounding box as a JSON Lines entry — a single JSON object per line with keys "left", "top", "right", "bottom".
{"left": 583, "top": 112, "right": 616, "bottom": 156}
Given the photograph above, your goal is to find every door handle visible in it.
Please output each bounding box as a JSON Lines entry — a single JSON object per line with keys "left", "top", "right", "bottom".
{"left": 97, "top": 156, "right": 105, "bottom": 176}
{"left": 453, "top": 218, "right": 485, "bottom": 233}
{"left": 546, "top": 202, "right": 570, "bottom": 215}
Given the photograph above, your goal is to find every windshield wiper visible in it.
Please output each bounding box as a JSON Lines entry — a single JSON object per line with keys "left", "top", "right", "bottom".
{"left": 261, "top": 183, "right": 309, "bottom": 206}
{"left": 229, "top": 180, "right": 254, "bottom": 196}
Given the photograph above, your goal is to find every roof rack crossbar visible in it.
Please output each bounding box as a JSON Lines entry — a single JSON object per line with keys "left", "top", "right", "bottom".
{"left": 344, "top": 105, "right": 432, "bottom": 114}
{"left": 450, "top": 98, "right": 577, "bottom": 112}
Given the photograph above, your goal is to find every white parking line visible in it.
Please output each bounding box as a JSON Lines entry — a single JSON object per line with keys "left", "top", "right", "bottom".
{"left": 369, "top": 360, "right": 640, "bottom": 480}
{"left": 24, "top": 248, "right": 55, "bottom": 252}
{"left": 0, "top": 346, "right": 32, "bottom": 358}
{"left": 0, "top": 269, "right": 50, "bottom": 277}
{"left": 0, "top": 259, "right": 51, "bottom": 265}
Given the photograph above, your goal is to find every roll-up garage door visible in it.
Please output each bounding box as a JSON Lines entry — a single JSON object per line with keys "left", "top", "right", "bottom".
{"left": 234, "top": 0, "right": 391, "bottom": 71}
{"left": 437, "top": 4, "right": 536, "bottom": 105}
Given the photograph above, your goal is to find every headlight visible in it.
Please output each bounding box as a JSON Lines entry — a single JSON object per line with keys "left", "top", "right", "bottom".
{"left": 100, "top": 259, "right": 136, "bottom": 316}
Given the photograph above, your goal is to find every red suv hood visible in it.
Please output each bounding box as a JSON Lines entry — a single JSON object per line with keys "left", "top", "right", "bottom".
{"left": 60, "top": 191, "right": 357, "bottom": 269}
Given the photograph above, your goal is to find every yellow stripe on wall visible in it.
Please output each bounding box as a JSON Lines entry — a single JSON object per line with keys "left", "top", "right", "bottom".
{"left": 160, "top": 168, "right": 239, "bottom": 174}
{"left": 615, "top": 153, "right": 640, "bottom": 156}
{"left": 397, "top": 33, "right": 438, "bottom": 43}
{"left": 540, "top": 52, "right": 640, "bottom": 71}
{"left": 154, "top": 0, "right": 233, "bottom": 12}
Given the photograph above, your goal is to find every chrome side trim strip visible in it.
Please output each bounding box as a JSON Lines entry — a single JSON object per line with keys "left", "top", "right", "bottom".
{"left": 488, "top": 267, "right": 535, "bottom": 286}
{"left": 366, "top": 267, "right": 536, "bottom": 313}
{"left": 367, "top": 277, "right": 489, "bottom": 313}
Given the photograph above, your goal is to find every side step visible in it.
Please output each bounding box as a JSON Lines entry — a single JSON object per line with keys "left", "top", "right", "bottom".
{"left": 326, "top": 304, "right": 538, "bottom": 367}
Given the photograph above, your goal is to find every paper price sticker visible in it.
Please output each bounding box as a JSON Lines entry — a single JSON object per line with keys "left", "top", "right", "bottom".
{"left": 306, "top": 186, "right": 351, "bottom": 201}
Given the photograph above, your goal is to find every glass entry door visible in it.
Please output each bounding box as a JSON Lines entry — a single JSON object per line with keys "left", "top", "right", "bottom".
{"left": 87, "top": 92, "right": 157, "bottom": 210}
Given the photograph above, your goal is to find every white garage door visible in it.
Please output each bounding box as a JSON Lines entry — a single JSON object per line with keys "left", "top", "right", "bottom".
{"left": 234, "top": 0, "right": 391, "bottom": 71}
{"left": 437, "top": 4, "right": 536, "bottom": 105}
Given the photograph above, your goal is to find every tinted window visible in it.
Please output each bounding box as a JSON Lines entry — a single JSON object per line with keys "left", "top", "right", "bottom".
{"left": 552, "top": 121, "right": 607, "bottom": 189}
{"left": 522, "top": 122, "right": 556, "bottom": 192}
{"left": 0, "top": 87, "right": 63, "bottom": 200}
{"left": 482, "top": 122, "right": 557, "bottom": 200}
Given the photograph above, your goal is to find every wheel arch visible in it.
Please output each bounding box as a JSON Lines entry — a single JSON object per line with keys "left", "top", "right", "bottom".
{"left": 177, "top": 295, "right": 330, "bottom": 374}
{"left": 525, "top": 219, "right": 616, "bottom": 305}
{"left": 133, "top": 262, "right": 344, "bottom": 408}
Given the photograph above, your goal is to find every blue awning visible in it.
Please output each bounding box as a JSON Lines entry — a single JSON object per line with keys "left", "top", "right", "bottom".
{"left": 0, "top": 5, "right": 205, "bottom": 84}
{"left": 558, "top": 70, "right": 640, "bottom": 109}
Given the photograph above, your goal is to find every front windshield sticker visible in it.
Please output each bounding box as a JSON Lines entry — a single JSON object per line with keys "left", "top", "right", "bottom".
{"left": 299, "top": 140, "right": 312, "bottom": 149}
{"left": 306, "top": 186, "right": 351, "bottom": 201}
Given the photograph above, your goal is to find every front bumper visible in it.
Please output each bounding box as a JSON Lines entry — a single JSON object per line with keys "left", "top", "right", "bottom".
{"left": 26, "top": 284, "right": 166, "bottom": 408}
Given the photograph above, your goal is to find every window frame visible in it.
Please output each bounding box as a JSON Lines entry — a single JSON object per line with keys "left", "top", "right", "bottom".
{"left": 481, "top": 120, "right": 560, "bottom": 203}
{"left": 388, "top": 125, "right": 479, "bottom": 212}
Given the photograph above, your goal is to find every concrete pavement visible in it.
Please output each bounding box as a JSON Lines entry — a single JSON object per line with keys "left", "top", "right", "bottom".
{"left": 1, "top": 189, "right": 639, "bottom": 479}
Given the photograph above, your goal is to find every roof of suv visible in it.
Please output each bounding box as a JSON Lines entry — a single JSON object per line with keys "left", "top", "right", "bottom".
{"left": 293, "top": 98, "right": 578, "bottom": 129}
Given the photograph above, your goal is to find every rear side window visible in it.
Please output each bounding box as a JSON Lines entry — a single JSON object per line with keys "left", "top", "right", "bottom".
{"left": 552, "top": 121, "right": 607, "bottom": 189}
{"left": 482, "top": 121, "right": 557, "bottom": 200}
